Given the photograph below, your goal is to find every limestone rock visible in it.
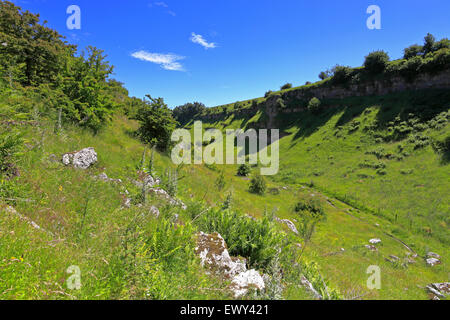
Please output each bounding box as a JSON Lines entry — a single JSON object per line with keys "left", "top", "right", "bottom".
{"left": 275, "top": 216, "right": 299, "bottom": 234}
{"left": 369, "top": 238, "right": 382, "bottom": 245}
{"left": 231, "top": 269, "right": 265, "bottom": 298}
{"left": 149, "top": 206, "right": 160, "bottom": 218}
{"left": 195, "top": 232, "right": 246, "bottom": 278}
{"left": 426, "top": 258, "right": 441, "bottom": 267}
{"left": 62, "top": 147, "right": 97, "bottom": 169}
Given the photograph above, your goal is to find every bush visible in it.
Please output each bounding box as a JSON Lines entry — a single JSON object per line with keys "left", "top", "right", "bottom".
{"left": 318, "top": 71, "right": 331, "bottom": 80}
{"left": 237, "top": 163, "right": 251, "bottom": 177}
{"left": 134, "top": 95, "right": 178, "bottom": 151}
{"left": 264, "top": 90, "right": 273, "bottom": 98}
{"left": 307, "top": 97, "right": 321, "bottom": 114}
{"left": 280, "top": 83, "right": 292, "bottom": 90}
{"left": 0, "top": 130, "right": 23, "bottom": 177}
{"left": 331, "top": 65, "right": 353, "bottom": 84}
{"left": 294, "top": 198, "right": 326, "bottom": 243}
{"left": 249, "top": 174, "right": 267, "bottom": 195}
{"left": 400, "top": 56, "right": 424, "bottom": 80}
{"left": 403, "top": 44, "right": 423, "bottom": 59}
{"left": 364, "top": 50, "right": 390, "bottom": 74}
{"left": 423, "top": 33, "right": 436, "bottom": 56}
{"left": 195, "top": 208, "right": 283, "bottom": 269}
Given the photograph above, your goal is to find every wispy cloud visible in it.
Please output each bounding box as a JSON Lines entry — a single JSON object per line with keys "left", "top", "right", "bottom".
{"left": 190, "top": 33, "right": 217, "bottom": 49}
{"left": 154, "top": 2, "right": 168, "bottom": 8}
{"left": 131, "top": 51, "right": 185, "bottom": 71}
{"left": 148, "top": 1, "right": 176, "bottom": 16}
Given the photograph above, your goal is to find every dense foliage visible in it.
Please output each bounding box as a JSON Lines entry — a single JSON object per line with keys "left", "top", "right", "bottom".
{"left": 172, "top": 102, "right": 206, "bottom": 126}
{"left": 134, "top": 95, "right": 178, "bottom": 151}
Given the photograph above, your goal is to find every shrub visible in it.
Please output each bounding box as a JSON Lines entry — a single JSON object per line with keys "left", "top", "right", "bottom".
{"left": 280, "top": 83, "right": 292, "bottom": 90}
{"left": 264, "top": 90, "right": 273, "bottom": 98}
{"left": 403, "top": 44, "right": 423, "bottom": 59}
{"left": 134, "top": 95, "right": 177, "bottom": 151}
{"left": 423, "top": 33, "right": 436, "bottom": 56}
{"left": 307, "top": 97, "right": 321, "bottom": 114}
{"left": 249, "top": 174, "right": 267, "bottom": 195}
{"left": 318, "top": 71, "right": 331, "bottom": 80}
{"left": 294, "top": 198, "right": 326, "bottom": 243}
{"left": 400, "top": 56, "right": 424, "bottom": 80}
{"left": 364, "top": 50, "right": 390, "bottom": 74}
{"left": 215, "top": 171, "right": 226, "bottom": 191}
{"left": 0, "top": 130, "right": 23, "bottom": 177}
{"left": 331, "top": 65, "right": 353, "bottom": 84}
{"left": 237, "top": 163, "right": 251, "bottom": 177}
{"left": 195, "top": 208, "right": 283, "bottom": 269}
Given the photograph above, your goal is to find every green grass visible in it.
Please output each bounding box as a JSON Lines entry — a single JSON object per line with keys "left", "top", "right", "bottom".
{"left": 1, "top": 88, "right": 449, "bottom": 300}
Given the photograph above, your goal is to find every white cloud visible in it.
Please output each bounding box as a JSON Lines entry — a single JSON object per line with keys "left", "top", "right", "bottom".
{"left": 154, "top": 2, "right": 168, "bottom": 8}
{"left": 190, "top": 33, "right": 217, "bottom": 49}
{"left": 131, "top": 51, "right": 185, "bottom": 71}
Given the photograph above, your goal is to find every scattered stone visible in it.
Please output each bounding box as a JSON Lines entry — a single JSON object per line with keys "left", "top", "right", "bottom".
{"left": 149, "top": 206, "right": 160, "bottom": 218}
{"left": 4, "top": 206, "right": 52, "bottom": 236}
{"left": 133, "top": 173, "right": 161, "bottom": 189}
{"left": 274, "top": 217, "right": 299, "bottom": 234}
{"left": 231, "top": 269, "right": 265, "bottom": 298}
{"left": 195, "top": 232, "right": 247, "bottom": 278}
{"left": 195, "top": 232, "right": 265, "bottom": 298}
{"left": 369, "top": 238, "right": 382, "bottom": 245}
{"left": 426, "top": 283, "right": 449, "bottom": 300}
{"left": 148, "top": 187, "right": 187, "bottom": 210}
{"left": 62, "top": 147, "right": 97, "bottom": 169}
{"left": 94, "top": 172, "right": 122, "bottom": 183}
{"left": 426, "top": 258, "right": 441, "bottom": 267}
{"left": 426, "top": 252, "right": 441, "bottom": 259}
{"left": 300, "top": 276, "right": 322, "bottom": 300}
{"left": 365, "top": 245, "right": 378, "bottom": 252}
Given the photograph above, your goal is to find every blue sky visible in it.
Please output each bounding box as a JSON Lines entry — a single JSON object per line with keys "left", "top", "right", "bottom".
{"left": 11, "top": 0, "right": 450, "bottom": 108}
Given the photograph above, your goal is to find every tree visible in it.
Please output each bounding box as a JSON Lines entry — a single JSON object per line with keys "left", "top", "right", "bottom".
{"left": 423, "top": 33, "right": 436, "bottom": 56}
{"left": 61, "top": 46, "right": 116, "bottom": 132}
{"left": 307, "top": 97, "right": 321, "bottom": 114}
{"left": 0, "top": 1, "right": 70, "bottom": 86}
{"left": 364, "top": 50, "right": 390, "bottom": 74}
{"left": 134, "top": 95, "right": 178, "bottom": 151}
{"left": 280, "top": 83, "right": 292, "bottom": 90}
{"left": 172, "top": 102, "right": 206, "bottom": 126}
{"left": 249, "top": 174, "right": 266, "bottom": 195}
{"left": 331, "top": 65, "right": 353, "bottom": 84}
{"left": 403, "top": 44, "right": 423, "bottom": 59}
{"left": 237, "top": 163, "right": 251, "bottom": 177}
{"left": 318, "top": 71, "right": 331, "bottom": 80}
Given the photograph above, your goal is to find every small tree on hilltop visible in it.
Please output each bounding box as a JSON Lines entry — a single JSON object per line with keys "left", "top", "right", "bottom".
{"left": 403, "top": 44, "right": 423, "bottom": 59}
{"left": 280, "top": 83, "right": 292, "bottom": 90}
{"left": 364, "top": 50, "right": 390, "bottom": 74}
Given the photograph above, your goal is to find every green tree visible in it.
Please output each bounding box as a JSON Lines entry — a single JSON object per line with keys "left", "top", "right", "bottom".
{"left": 280, "top": 83, "right": 292, "bottom": 90}
{"left": 249, "top": 174, "right": 267, "bottom": 195}
{"left": 134, "top": 95, "right": 178, "bottom": 151}
{"left": 364, "top": 50, "right": 390, "bottom": 74}
{"left": 237, "top": 163, "right": 251, "bottom": 177}
{"left": 403, "top": 44, "right": 423, "bottom": 59}
{"left": 308, "top": 97, "right": 321, "bottom": 114}
{"left": 423, "top": 33, "right": 436, "bottom": 56}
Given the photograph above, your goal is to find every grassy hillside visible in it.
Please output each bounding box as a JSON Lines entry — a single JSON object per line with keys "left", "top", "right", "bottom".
{"left": 1, "top": 88, "right": 449, "bottom": 299}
